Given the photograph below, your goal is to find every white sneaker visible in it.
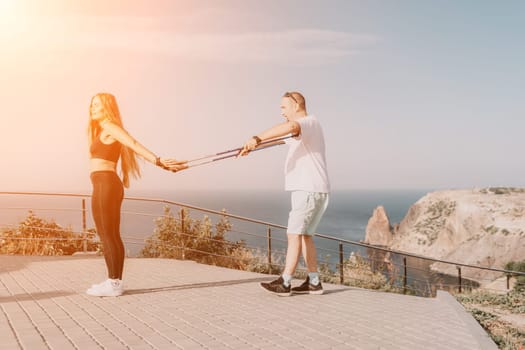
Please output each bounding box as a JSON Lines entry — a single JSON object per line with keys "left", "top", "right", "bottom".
{"left": 86, "top": 279, "right": 123, "bottom": 297}
{"left": 90, "top": 280, "right": 107, "bottom": 289}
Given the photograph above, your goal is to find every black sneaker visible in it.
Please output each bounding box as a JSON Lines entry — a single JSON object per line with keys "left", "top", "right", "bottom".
{"left": 291, "top": 276, "right": 324, "bottom": 295}
{"left": 260, "top": 276, "right": 291, "bottom": 296}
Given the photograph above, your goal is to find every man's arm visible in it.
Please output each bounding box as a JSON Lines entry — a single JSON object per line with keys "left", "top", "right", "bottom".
{"left": 239, "top": 121, "right": 300, "bottom": 156}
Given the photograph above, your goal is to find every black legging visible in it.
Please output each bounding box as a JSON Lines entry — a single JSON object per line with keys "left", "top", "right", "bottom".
{"left": 90, "top": 171, "right": 124, "bottom": 279}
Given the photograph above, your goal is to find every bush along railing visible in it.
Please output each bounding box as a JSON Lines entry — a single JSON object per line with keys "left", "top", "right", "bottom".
{"left": 140, "top": 206, "right": 255, "bottom": 271}
{"left": 504, "top": 260, "right": 525, "bottom": 292}
{"left": 1, "top": 191, "right": 525, "bottom": 297}
{"left": 0, "top": 210, "right": 100, "bottom": 255}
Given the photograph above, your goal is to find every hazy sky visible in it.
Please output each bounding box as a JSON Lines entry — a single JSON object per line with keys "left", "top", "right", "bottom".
{"left": 1, "top": 0, "right": 524, "bottom": 194}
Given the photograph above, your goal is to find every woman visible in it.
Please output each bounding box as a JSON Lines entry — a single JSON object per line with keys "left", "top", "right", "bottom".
{"left": 87, "top": 92, "right": 186, "bottom": 297}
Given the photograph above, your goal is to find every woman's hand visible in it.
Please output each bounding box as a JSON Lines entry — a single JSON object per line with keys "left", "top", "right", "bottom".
{"left": 161, "top": 158, "right": 188, "bottom": 173}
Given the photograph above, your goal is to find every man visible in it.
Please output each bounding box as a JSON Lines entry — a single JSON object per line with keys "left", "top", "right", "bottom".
{"left": 239, "top": 91, "right": 330, "bottom": 296}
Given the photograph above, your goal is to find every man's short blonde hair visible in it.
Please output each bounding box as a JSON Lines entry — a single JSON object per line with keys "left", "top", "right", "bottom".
{"left": 283, "top": 91, "right": 306, "bottom": 111}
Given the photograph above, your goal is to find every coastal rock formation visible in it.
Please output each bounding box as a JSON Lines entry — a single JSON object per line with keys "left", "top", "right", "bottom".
{"left": 368, "top": 188, "right": 525, "bottom": 284}
{"left": 364, "top": 206, "right": 393, "bottom": 246}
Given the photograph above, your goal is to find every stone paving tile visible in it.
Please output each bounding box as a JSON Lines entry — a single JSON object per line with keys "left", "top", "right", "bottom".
{"left": 0, "top": 255, "right": 498, "bottom": 350}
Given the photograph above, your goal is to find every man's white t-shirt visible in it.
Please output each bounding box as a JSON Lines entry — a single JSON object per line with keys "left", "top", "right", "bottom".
{"left": 284, "top": 115, "right": 330, "bottom": 193}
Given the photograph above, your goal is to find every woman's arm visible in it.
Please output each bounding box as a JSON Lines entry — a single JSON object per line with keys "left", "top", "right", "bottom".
{"left": 101, "top": 120, "right": 158, "bottom": 163}
{"left": 101, "top": 120, "right": 187, "bottom": 171}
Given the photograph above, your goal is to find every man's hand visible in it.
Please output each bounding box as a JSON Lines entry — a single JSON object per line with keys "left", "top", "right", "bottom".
{"left": 161, "top": 158, "right": 188, "bottom": 173}
{"left": 238, "top": 137, "right": 259, "bottom": 157}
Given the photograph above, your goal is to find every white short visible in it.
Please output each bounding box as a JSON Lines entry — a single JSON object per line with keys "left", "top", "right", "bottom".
{"left": 287, "top": 191, "right": 329, "bottom": 235}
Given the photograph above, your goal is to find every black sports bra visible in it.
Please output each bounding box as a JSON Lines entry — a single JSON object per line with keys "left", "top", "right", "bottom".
{"left": 90, "top": 135, "right": 121, "bottom": 162}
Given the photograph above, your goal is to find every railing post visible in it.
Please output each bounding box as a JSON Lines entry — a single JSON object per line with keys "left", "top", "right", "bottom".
{"left": 82, "top": 198, "right": 87, "bottom": 253}
{"left": 267, "top": 227, "right": 272, "bottom": 270}
{"left": 339, "top": 242, "right": 344, "bottom": 284}
{"left": 507, "top": 274, "right": 510, "bottom": 290}
{"left": 180, "top": 207, "right": 185, "bottom": 232}
{"left": 403, "top": 257, "right": 407, "bottom": 294}
{"left": 457, "top": 266, "right": 462, "bottom": 293}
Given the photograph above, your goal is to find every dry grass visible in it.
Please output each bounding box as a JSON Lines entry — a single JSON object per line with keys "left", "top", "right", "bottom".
{"left": 456, "top": 290, "right": 525, "bottom": 349}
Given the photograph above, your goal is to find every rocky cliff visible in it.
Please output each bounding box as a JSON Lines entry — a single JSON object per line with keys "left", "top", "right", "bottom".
{"left": 364, "top": 188, "right": 525, "bottom": 283}
{"left": 364, "top": 206, "right": 393, "bottom": 246}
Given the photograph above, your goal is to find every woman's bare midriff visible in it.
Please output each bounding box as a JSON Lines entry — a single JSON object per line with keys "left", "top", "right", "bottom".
{"left": 90, "top": 158, "right": 117, "bottom": 173}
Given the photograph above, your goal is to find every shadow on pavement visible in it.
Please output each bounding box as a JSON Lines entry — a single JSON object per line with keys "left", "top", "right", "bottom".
{"left": 125, "top": 277, "right": 355, "bottom": 296}
{"left": 125, "top": 277, "right": 276, "bottom": 295}
{"left": 0, "top": 290, "right": 76, "bottom": 303}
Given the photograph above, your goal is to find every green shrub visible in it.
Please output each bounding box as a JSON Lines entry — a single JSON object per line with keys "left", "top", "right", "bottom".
{"left": 504, "top": 260, "right": 525, "bottom": 292}
{"left": 315, "top": 252, "right": 403, "bottom": 293}
{"left": 486, "top": 187, "right": 525, "bottom": 195}
{"left": 140, "top": 206, "right": 254, "bottom": 270}
{"left": 0, "top": 210, "right": 100, "bottom": 255}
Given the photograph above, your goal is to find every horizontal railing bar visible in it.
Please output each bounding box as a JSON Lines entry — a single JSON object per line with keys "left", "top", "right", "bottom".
{"left": 0, "top": 191, "right": 90, "bottom": 198}
{"left": 314, "top": 233, "right": 525, "bottom": 276}
{"left": 0, "top": 237, "right": 86, "bottom": 241}
{"left": 0, "top": 191, "right": 289, "bottom": 229}
{"left": 0, "top": 207, "right": 84, "bottom": 212}
{"left": 125, "top": 197, "right": 289, "bottom": 228}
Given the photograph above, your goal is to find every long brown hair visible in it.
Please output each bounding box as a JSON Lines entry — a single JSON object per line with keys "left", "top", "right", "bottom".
{"left": 88, "top": 93, "right": 140, "bottom": 188}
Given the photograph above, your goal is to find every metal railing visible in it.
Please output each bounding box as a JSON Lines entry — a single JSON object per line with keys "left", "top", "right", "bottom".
{"left": 1, "top": 191, "right": 524, "bottom": 297}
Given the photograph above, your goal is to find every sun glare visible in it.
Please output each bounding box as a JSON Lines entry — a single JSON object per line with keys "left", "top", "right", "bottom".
{"left": 0, "top": 0, "right": 17, "bottom": 17}
{"left": 0, "top": 0, "right": 19, "bottom": 33}
{"left": 0, "top": 0, "right": 31, "bottom": 52}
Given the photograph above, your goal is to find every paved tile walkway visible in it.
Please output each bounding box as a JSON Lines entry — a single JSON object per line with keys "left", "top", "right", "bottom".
{"left": 0, "top": 255, "right": 497, "bottom": 349}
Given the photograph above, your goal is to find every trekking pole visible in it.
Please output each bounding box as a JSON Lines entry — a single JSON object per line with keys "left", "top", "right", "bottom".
{"left": 187, "top": 135, "right": 293, "bottom": 168}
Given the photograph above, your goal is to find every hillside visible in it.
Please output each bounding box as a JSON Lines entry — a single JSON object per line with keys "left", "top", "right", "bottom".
{"left": 365, "top": 188, "right": 525, "bottom": 284}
